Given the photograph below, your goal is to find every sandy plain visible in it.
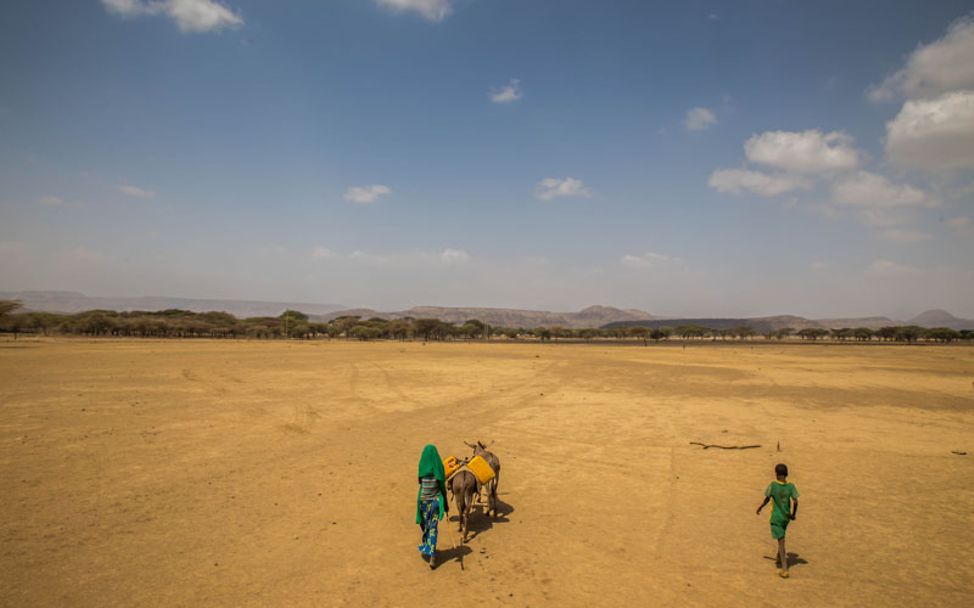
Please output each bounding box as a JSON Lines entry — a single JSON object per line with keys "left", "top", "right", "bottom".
{"left": 1, "top": 338, "right": 972, "bottom": 607}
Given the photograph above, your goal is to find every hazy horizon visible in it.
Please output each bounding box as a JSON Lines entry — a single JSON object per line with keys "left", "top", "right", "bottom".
{"left": 2, "top": 1, "right": 972, "bottom": 320}
{"left": 3, "top": 287, "right": 970, "bottom": 323}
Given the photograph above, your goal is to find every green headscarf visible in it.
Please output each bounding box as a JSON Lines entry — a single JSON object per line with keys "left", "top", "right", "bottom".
{"left": 416, "top": 444, "right": 447, "bottom": 524}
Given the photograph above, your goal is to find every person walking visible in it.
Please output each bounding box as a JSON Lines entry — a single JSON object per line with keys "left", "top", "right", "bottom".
{"left": 416, "top": 444, "right": 449, "bottom": 569}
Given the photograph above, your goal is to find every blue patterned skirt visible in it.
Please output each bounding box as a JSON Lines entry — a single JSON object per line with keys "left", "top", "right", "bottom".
{"left": 418, "top": 497, "right": 440, "bottom": 556}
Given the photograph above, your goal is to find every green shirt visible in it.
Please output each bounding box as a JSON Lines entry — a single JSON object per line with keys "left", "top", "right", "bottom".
{"left": 765, "top": 481, "right": 799, "bottom": 525}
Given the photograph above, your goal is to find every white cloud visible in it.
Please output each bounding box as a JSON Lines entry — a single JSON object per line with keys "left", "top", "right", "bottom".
{"left": 948, "top": 216, "right": 974, "bottom": 236}
{"left": 534, "top": 177, "right": 593, "bottom": 201}
{"left": 36, "top": 196, "right": 64, "bottom": 207}
{"left": 620, "top": 252, "right": 681, "bottom": 269}
{"left": 744, "top": 129, "right": 860, "bottom": 173}
{"left": 884, "top": 90, "right": 974, "bottom": 171}
{"left": 311, "top": 246, "right": 337, "bottom": 261}
{"left": 489, "top": 79, "right": 522, "bottom": 104}
{"left": 374, "top": 0, "right": 451, "bottom": 22}
{"left": 866, "top": 259, "right": 916, "bottom": 277}
{"left": 868, "top": 17, "right": 974, "bottom": 102}
{"left": 707, "top": 168, "right": 810, "bottom": 197}
{"left": 343, "top": 184, "right": 391, "bottom": 204}
{"left": 101, "top": 0, "right": 243, "bottom": 33}
{"left": 440, "top": 248, "right": 470, "bottom": 265}
{"left": 879, "top": 229, "right": 932, "bottom": 243}
{"left": 832, "top": 171, "right": 935, "bottom": 209}
{"left": 312, "top": 246, "right": 469, "bottom": 268}
{"left": 117, "top": 184, "right": 156, "bottom": 199}
{"left": 684, "top": 107, "right": 717, "bottom": 131}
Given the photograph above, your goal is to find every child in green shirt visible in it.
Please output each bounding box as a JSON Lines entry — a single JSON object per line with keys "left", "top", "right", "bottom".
{"left": 756, "top": 463, "right": 799, "bottom": 578}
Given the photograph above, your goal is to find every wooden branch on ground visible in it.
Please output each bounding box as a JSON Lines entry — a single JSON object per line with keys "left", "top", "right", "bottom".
{"left": 690, "top": 442, "right": 762, "bottom": 450}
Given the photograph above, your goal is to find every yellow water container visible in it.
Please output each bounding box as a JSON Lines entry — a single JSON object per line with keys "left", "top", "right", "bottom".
{"left": 466, "top": 455, "right": 496, "bottom": 485}
{"left": 443, "top": 456, "right": 461, "bottom": 479}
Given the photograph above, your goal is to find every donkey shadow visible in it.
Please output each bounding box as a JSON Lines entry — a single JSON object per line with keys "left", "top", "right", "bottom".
{"left": 449, "top": 496, "right": 515, "bottom": 542}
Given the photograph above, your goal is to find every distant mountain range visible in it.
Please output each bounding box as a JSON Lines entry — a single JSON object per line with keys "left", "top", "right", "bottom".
{"left": 317, "top": 305, "right": 656, "bottom": 329}
{"left": 0, "top": 290, "right": 346, "bottom": 318}
{"left": 905, "top": 309, "right": 974, "bottom": 331}
{"left": 605, "top": 310, "right": 974, "bottom": 332}
{"left": 3, "top": 290, "right": 972, "bottom": 330}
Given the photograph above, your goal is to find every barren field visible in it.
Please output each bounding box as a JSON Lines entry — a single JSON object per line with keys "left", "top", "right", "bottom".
{"left": 1, "top": 339, "right": 972, "bottom": 607}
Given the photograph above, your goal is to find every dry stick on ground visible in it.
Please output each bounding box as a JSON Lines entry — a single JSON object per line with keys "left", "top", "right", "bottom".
{"left": 689, "top": 442, "right": 762, "bottom": 450}
{"left": 442, "top": 519, "right": 463, "bottom": 570}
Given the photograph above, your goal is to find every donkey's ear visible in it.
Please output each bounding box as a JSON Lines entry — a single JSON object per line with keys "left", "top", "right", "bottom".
{"left": 463, "top": 441, "right": 476, "bottom": 448}
{"left": 486, "top": 440, "right": 495, "bottom": 447}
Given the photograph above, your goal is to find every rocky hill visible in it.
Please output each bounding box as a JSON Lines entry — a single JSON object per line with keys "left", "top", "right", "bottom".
{"left": 321, "top": 305, "right": 655, "bottom": 329}
{"left": 0, "top": 290, "right": 346, "bottom": 318}
{"left": 815, "top": 316, "right": 900, "bottom": 330}
{"left": 907, "top": 309, "right": 974, "bottom": 330}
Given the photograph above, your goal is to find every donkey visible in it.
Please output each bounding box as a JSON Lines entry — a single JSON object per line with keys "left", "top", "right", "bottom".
{"left": 464, "top": 440, "right": 501, "bottom": 518}
{"left": 450, "top": 468, "right": 478, "bottom": 542}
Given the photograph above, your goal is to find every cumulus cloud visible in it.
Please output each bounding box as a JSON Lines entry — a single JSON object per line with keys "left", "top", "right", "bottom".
{"left": 534, "top": 177, "right": 593, "bottom": 201}
{"left": 707, "top": 168, "right": 810, "bottom": 197}
{"left": 866, "top": 259, "right": 916, "bottom": 277}
{"left": 311, "top": 246, "right": 337, "bottom": 261}
{"left": 117, "top": 184, "right": 156, "bottom": 199}
{"left": 440, "top": 248, "right": 470, "bottom": 265}
{"left": 879, "top": 229, "right": 932, "bottom": 243}
{"left": 832, "top": 171, "right": 935, "bottom": 209}
{"left": 868, "top": 16, "right": 974, "bottom": 102}
{"left": 684, "top": 107, "right": 717, "bottom": 131}
{"left": 374, "top": 0, "right": 451, "bottom": 22}
{"left": 620, "top": 252, "right": 681, "bottom": 269}
{"left": 948, "top": 216, "right": 974, "bottom": 236}
{"left": 312, "top": 246, "right": 470, "bottom": 267}
{"left": 343, "top": 184, "right": 391, "bottom": 204}
{"left": 744, "top": 129, "right": 860, "bottom": 173}
{"left": 884, "top": 90, "right": 974, "bottom": 171}
{"left": 489, "top": 79, "right": 522, "bottom": 104}
{"left": 36, "top": 196, "right": 64, "bottom": 207}
{"left": 101, "top": 0, "right": 243, "bottom": 33}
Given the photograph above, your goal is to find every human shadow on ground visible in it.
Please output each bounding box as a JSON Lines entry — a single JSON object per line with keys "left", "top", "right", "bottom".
{"left": 763, "top": 552, "right": 808, "bottom": 568}
{"left": 433, "top": 543, "right": 472, "bottom": 570}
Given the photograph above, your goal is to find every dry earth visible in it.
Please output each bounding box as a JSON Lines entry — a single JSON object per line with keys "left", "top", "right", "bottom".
{"left": 1, "top": 339, "right": 972, "bottom": 607}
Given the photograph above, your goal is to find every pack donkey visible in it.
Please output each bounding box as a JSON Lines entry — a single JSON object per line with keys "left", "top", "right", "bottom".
{"left": 464, "top": 440, "right": 501, "bottom": 518}
{"left": 449, "top": 468, "right": 478, "bottom": 542}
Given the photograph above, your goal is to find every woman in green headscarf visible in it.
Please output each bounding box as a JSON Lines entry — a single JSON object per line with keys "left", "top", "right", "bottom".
{"left": 416, "top": 443, "right": 448, "bottom": 568}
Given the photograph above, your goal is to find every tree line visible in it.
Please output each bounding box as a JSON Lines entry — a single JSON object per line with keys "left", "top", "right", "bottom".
{"left": 0, "top": 300, "right": 970, "bottom": 343}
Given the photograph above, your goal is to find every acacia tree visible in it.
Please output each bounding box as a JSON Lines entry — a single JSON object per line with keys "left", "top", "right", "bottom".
{"left": 0, "top": 300, "right": 23, "bottom": 338}
{"left": 926, "top": 327, "right": 959, "bottom": 343}
{"left": 650, "top": 327, "right": 671, "bottom": 342}
{"left": 831, "top": 328, "right": 854, "bottom": 341}
{"left": 894, "top": 326, "right": 924, "bottom": 343}
{"left": 628, "top": 326, "right": 650, "bottom": 345}
{"left": 797, "top": 328, "right": 829, "bottom": 340}
{"left": 0, "top": 300, "right": 22, "bottom": 318}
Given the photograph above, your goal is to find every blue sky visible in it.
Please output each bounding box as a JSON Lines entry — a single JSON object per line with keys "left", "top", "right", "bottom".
{"left": 1, "top": 0, "right": 972, "bottom": 318}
